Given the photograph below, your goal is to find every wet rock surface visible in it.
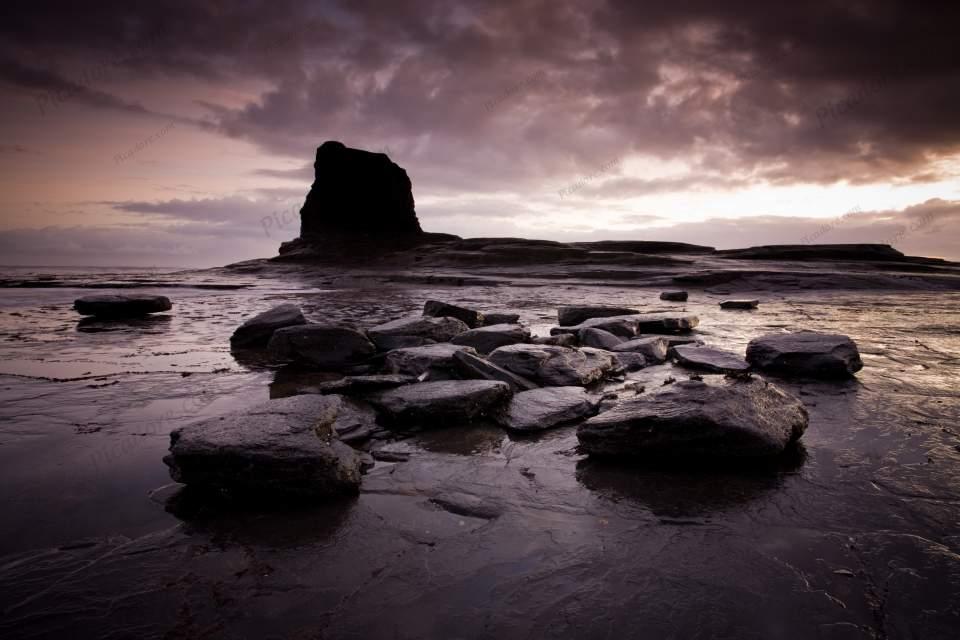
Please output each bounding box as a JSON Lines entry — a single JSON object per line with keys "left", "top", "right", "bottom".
{"left": 229, "top": 303, "right": 306, "bottom": 347}
{"left": 578, "top": 378, "right": 808, "bottom": 458}
{"left": 451, "top": 350, "right": 539, "bottom": 392}
{"left": 497, "top": 386, "right": 600, "bottom": 431}
{"left": 747, "top": 331, "right": 864, "bottom": 378}
{"left": 671, "top": 344, "right": 751, "bottom": 373}
{"left": 451, "top": 323, "right": 530, "bottom": 354}
{"left": 368, "top": 314, "right": 469, "bottom": 349}
{"left": 367, "top": 380, "right": 511, "bottom": 424}
{"left": 612, "top": 336, "right": 669, "bottom": 362}
{"left": 578, "top": 327, "right": 624, "bottom": 350}
{"left": 268, "top": 324, "right": 376, "bottom": 369}
{"left": 558, "top": 305, "right": 639, "bottom": 326}
{"left": 384, "top": 343, "right": 476, "bottom": 376}
{"left": 423, "top": 299, "right": 483, "bottom": 328}
{"left": 74, "top": 294, "right": 172, "bottom": 317}
{"left": 164, "top": 394, "right": 362, "bottom": 498}
{"left": 489, "top": 343, "right": 616, "bottom": 386}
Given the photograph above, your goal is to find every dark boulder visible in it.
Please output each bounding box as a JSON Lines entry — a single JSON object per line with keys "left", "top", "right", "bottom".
{"left": 671, "top": 345, "right": 751, "bottom": 374}
{"left": 423, "top": 300, "right": 484, "bottom": 328}
{"left": 496, "top": 386, "right": 600, "bottom": 431}
{"left": 746, "top": 332, "right": 863, "bottom": 377}
{"left": 558, "top": 305, "right": 639, "bottom": 326}
{"left": 74, "top": 294, "right": 171, "bottom": 318}
{"left": 720, "top": 299, "right": 759, "bottom": 310}
{"left": 367, "top": 380, "right": 511, "bottom": 425}
{"left": 230, "top": 303, "right": 307, "bottom": 348}
{"left": 452, "top": 350, "right": 539, "bottom": 393}
{"left": 451, "top": 323, "right": 531, "bottom": 354}
{"left": 660, "top": 291, "right": 688, "bottom": 301}
{"left": 268, "top": 324, "right": 376, "bottom": 369}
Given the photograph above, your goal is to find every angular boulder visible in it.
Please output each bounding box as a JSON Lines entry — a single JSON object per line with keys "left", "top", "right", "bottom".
{"left": 612, "top": 336, "right": 669, "bottom": 362}
{"left": 488, "top": 344, "right": 615, "bottom": 387}
{"left": 660, "top": 291, "right": 688, "bottom": 302}
{"left": 558, "top": 305, "right": 639, "bottom": 326}
{"left": 367, "top": 380, "right": 511, "bottom": 425}
{"left": 496, "top": 386, "right": 600, "bottom": 431}
{"left": 577, "top": 378, "right": 808, "bottom": 458}
{"left": 746, "top": 331, "right": 863, "bottom": 377}
{"left": 671, "top": 345, "right": 750, "bottom": 374}
{"left": 74, "top": 294, "right": 172, "bottom": 318}
{"left": 451, "top": 323, "right": 531, "bottom": 354}
{"left": 163, "top": 394, "right": 362, "bottom": 499}
{"left": 368, "top": 315, "right": 469, "bottom": 350}
{"left": 578, "top": 327, "right": 624, "bottom": 350}
{"left": 384, "top": 343, "right": 477, "bottom": 376}
{"left": 268, "top": 324, "right": 376, "bottom": 369}
{"left": 230, "top": 303, "right": 307, "bottom": 348}
{"left": 452, "top": 350, "right": 539, "bottom": 392}
{"left": 423, "top": 300, "right": 484, "bottom": 328}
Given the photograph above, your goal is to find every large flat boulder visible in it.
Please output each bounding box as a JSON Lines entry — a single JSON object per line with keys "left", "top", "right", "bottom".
{"left": 496, "top": 386, "right": 600, "bottom": 431}
{"left": 746, "top": 331, "right": 863, "bottom": 377}
{"left": 268, "top": 324, "right": 376, "bottom": 369}
{"left": 671, "top": 345, "right": 750, "bottom": 374}
{"left": 577, "top": 378, "right": 808, "bottom": 458}
{"left": 452, "top": 350, "right": 539, "bottom": 392}
{"left": 558, "top": 305, "right": 639, "bottom": 326}
{"left": 423, "top": 300, "right": 483, "bottom": 328}
{"left": 368, "top": 315, "right": 469, "bottom": 350}
{"left": 488, "top": 344, "right": 615, "bottom": 387}
{"left": 163, "top": 395, "right": 362, "bottom": 499}
{"left": 367, "top": 380, "right": 511, "bottom": 425}
{"left": 74, "top": 294, "right": 171, "bottom": 318}
{"left": 451, "top": 323, "right": 531, "bottom": 354}
{"left": 230, "top": 303, "right": 307, "bottom": 348}
{"left": 384, "top": 343, "right": 477, "bottom": 376}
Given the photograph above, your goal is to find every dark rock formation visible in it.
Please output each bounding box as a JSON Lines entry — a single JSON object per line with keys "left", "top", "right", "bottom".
{"left": 451, "top": 350, "right": 539, "bottom": 392}
{"left": 558, "top": 305, "right": 639, "bottom": 326}
{"left": 384, "top": 343, "right": 477, "bottom": 376}
{"left": 423, "top": 300, "right": 484, "bottom": 328}
{"left": 300, "top": 141, "right": 421, "bottom": 238}
{"left": 720, "top": 299, "right": 759, "bottom": 310}
{"left": 660, "top": 291, "right": 688, "bottom": 301}
{"left": 612, "top": 336, "right": 669, "bottom": 362}
{"left": 368, "top": 315, "right": 469, "bottom": 350}
{"left": 746, "top": 332, "right": 863, "bottom": 377}
{"left": 496, "top": 386, "right": 600, "bottom": 431}
{"left": 489, "top": 344, "right": 616, "bottom": 386}
{"left": 268, "top": 324, "right": 376, "bottom": 369}
{"left": 366, "top": 380, "right": 511, "bottom": 425}
{"left": 577, "top": 378, "right": 808, "bottom": 458}
{"left": 578, "top": 327, "right": 624, "bottom": 350}
{"left": 715, "top": 244, "right": 905, "bottom": 261}
{"left": 671, "top": 345, "right": 751, "bottom": 374}
{"left": 451, "top": 323, "right": 531, "bottom": 354}
{"left": 74, "top": 294, "right": 171, "bottom": 317}
{"left": 230, "top": 303, "right": 306, "bottom": 347}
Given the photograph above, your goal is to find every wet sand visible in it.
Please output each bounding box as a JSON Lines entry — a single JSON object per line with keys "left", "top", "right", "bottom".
{"left": 1, "top": 262, "right": 959, "bottom": 638}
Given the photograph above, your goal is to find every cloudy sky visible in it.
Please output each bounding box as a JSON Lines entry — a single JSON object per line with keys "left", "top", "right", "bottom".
{"left": 1, "top": 0, "right": 959, "bottom": 266}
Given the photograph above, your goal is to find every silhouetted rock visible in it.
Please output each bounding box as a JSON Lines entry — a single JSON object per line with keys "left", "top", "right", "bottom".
{"left": 74, "top": 294, "right": 171, "bottom": 317}
{"left": 671, "top": 345, "right": 751, "bottom": 374}
{"left": 496, "top": 386, "right": 600, "bottom": 431}
{"left": 572, "top": 241, "right": 715, "bottom": 254}
{"left": 300, "top": 141, "right": 421, "bottom": 238}
{"left": 577, "top": 378, "right": 808, "bottom": 458}
{"left": 720, "top": 299, "right": 759, "bottom": 310}
{"left": 558, "top": 305, "right": 639, "bottom": 326}
{"left": 746, "top": 332, "right": 863, "bottom": 377}
{"left": 230, "top": 303, "right": 306, "bottom": 347}
{"left": 451, "top": 323, "right": 530, "bottom": 354}
{"left": 367, "top": 380, "right": 511, "bottom": 424}
{"left": 660, "top": 291, "right": 688, "bottom": 301}
{"left": 423, "top": 300, "right": 484, "bottom": 328}
{"left": 163, "top": 395, "right": 362, "bottom": 499}
{"left": 715, "top": 244, "right": 905, "bottom": 261}
{"left": 268, "top": 324, "right": 375, "bottom": 369}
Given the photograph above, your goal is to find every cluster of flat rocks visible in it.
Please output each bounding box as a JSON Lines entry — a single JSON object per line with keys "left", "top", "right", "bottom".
{"left": 165, "top": 297, "right": 864, "bottom": 501}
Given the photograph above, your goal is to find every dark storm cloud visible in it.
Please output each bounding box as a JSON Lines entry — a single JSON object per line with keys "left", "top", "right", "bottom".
{"left": 1, "top": 1, "right": 958, "bottom": 217}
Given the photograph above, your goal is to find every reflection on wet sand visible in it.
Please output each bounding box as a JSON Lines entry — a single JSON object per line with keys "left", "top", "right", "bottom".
{"left": 76, "top": 314, "right": 173, "bottom": 333}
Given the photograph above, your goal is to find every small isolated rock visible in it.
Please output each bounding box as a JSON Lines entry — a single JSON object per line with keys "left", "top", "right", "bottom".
{"left": 671, "top": 345, "right": 750, "bottom": 374}
{"left": 578, "top": 327, "right": 624, "bottom": 350}
{"left": 746, "top": 331, "right": 863, "bottom": 378}
{"left": 164, "top": 395, "right": 362, "bottom": 499}
{"left": 230, "top": 303, "right": 306, "bottom": 348}
{"left": 720, "top": 299, "right": 759, "bottom": 310}
{"left": 367, "top": 380, "right": 511, "bottom": 424}
{"left": 482, "top": 312, "right": 520, "bottom": 325}
{"left": 385, "top": 343, "right": 477, "bottom": 376}
{"left": 452, "top": 350, "right": 538, "bottom": 393}
{"left": 368, "top": 315, "right": 469, "bottom": 350}
{"left": 74, "top": 294, "right": 171, "bottom": 318}
{"left": 660, "top": 291, "right": 688, "bottom": 302}
{"left": 497, "top": 386, "right": 600, "bottom": 431}
{"left": 612, "top": 336, "right": 669, "bottom": 362}
{"left": 558, "top": 306, "right": 639, "bottom": 326}
{"left": 451, "top": 323, "right": 531, "bottom": 354}
{"left": 423, "top": 300, "right": 484, "bottom": 328}
{"left": 489, "top": 344, "right": 615, "bottom": 387}
{"left": 577, "top": 378, "right": 808, "bottom": 458}
{"left": 268, "top": 324, "right": 376, "bottom": 369}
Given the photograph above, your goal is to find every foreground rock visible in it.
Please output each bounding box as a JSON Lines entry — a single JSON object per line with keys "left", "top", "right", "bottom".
{"left": 720, "top": 299, "right": 759, "bottom": 310}
{"left": 367, "top": 380, "right": 511, "bottom": 424}
{"left": 385, "top": 343, "right": 476, "bottom": 376}
{"left": 452, "top": 350, "right": 539, "bottom": 392}
{"left": 423, "top": 300, "right": 483, "bottom": 328}
{"left": 451, "top": 323, "right": 530, "bottom": 354}
{"left": 612, "top": 336, "right": 669, "bottom": 362}
{"left": 558, "top": 306, "right": 639, "bottom": 326}
{"left": 671, "top": 345, "right": 750, "bottom": 374}
{"left": 577, "top": 378, "right": 808, "bottom": 458}
{"left": 230, "top": 303, "right": 307, "bottom": 347}
{"left": 660, "top": 291, "right": 688, "bottom": 301}
{"left": 74, "top": 294, "right": 172, "bottom": 317}
{"left": 268, "top": 324, "right": 376, "bottom": 369}
{"left": 489, "top": 344, "right": 615, "bottom": 386}
{"left": 164, "top": 395, "right": 362, "bottom": 499}
{"left": 746, "top": 332, "right": 863, "bottom": 377}
{"left": 497, "top": 387, "right": 600, "bottom": 431}
{"left": 368, "top": 315, "right": 469, "bottom": 350}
